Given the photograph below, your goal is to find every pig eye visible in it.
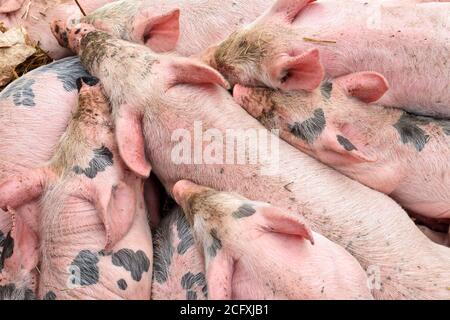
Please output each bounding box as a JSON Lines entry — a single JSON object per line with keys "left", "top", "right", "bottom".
{"left": 280, "top": 72, "right": 290, "bottom": 84}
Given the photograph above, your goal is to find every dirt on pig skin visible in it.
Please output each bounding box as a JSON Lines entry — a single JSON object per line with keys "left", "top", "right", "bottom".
{"left": 231, "top": 72, "right": 450, "bottom": 234}
{"left": 0, "top": 57, "right": 90, "bottom": 237}
{"left": 81, "top": 0, "right": 274, "bottom": 56}
{"left": 172, "top": 180, "right": 373, "bottom": 299}
{"left": 0, "top": 57, "right": 92, "bottom": 299}
{"left": 0, "top": 78, "right": 153, "bottom": 299}
{"left": 207, "top": 0, "right": 450, "bottom": 118}
{"left": 0, "top": 0, "right": 115, "bottom": 59}
{"left": 152, "top": 206, "right": 207, "bottom": 300}
{"left": 55, "top": 24, "right": 450, "bottom": 299}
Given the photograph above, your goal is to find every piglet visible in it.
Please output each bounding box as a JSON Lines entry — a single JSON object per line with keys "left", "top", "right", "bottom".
{"left": 51, "top": 21, "right": 450, "bottom": 299}
{"left": 172, "top": 180, "right": 373, "bottom": 300}
{"left": 0, "top": 208, "right": 38, "bottom": 300}
{"left": 0, "top": 0, "right": 114, "bottom": 59}
{"left": 206, "top": 0, "right": 450, "bottom": 118}
{"left": 232, "top": 68, "right": 450, "bottom": 238}
{"left": 153, "top": 206, "right": 207, "bottom": 300}
{"left": 80, "top": 0, "right": 273, "bottom": 56}
{"left": 0, "top": 77, "right": 152, "bottom": 299}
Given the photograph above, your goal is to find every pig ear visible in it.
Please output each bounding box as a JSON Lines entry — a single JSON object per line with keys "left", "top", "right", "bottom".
{"left": 1, "top": 208, "right": 39, "bottom": 273}
{"left": 90, "top": 181, "right": 137, "bottom": 251}
{"left": 133, "top": 8, "right": 180, "bottom": 52}
{"left": 315, "top": 124, "right": 377, "bottom": 165}
{"left": 334, "top": 72, "right": 389, "bottom": 103}
{"left": 260, "top": 206, "right": 314, "bottom": 244}
{"left": 0, "top": 168, "right": 50, "bottom": 210}
{"left": 0, "top": 0, "right": 25, "bottom": 13}
{"left": 269, "top": 48, "right": 324, "bottom": 91}
{"left": 205, "top": 249, "right": 234, "bottom": 299}
{"left": 115, "top": 106, "right": 151, "bottom": 178}
{"left": 269, "top": 0, "right": 316, "bottom": 22}
{"left": 168, "top": 58, "right": 230, "bottom": 89}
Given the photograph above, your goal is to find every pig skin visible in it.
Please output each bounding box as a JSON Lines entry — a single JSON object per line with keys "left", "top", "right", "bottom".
{"left": 172, "top": 181, "right": 373, "bottom": 299}
{"left": 82, "top": 0, "right": 275, "bottom": 56}
{"left": 0, "top": 0, "right": 115, "bottom": 59}
{"left": 231, "top": 75, "right": 450, "bottom": 236}
{"left": 208, "top": 0, "right": 450, "bottom": 118}
{"left": 152, "top": 206, "right": 206, "bottom": 300}
{"left": 55, "top": 26, "right": 450, "bottom": 299}
{"left": 0, "top": 78, "right": 153, "bottom": 299}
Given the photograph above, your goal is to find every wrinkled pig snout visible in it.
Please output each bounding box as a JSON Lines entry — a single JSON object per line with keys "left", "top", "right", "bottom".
{"left": 50, "top": 20, "right": 69, "bottom": 48}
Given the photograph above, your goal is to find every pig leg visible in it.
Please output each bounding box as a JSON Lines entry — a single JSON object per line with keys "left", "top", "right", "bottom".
{"left": 1, "top": 208, "right": 38, "bottom": 276}
{"left": 0, "top": 167, "right": 51, "bottom": 210}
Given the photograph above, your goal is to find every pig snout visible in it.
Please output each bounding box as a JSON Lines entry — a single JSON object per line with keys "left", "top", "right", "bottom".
{"left": 51, "top": 21, "right": 96, "bottom": 54}
{"left": 172, "top": 180, "right": 201, "bottom": 206}
{"left": 233, "top": 84, "right": 264, "bottom": 118}
{"left": 51, "top": 20, "right": 69, "bottom": 48}
{"left": 76, "top": 76, "right": 100, "bottom": 91}
{"left": 172, "top": 180, "right": 211, "bottom": 222}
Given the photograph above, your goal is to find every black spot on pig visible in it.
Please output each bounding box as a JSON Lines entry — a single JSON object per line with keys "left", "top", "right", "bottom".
{"left": 1, "top": 78, "right": 36, "bottom": 107}
{"left": 320, "top": 81, "right": 333, "bottom": 99}
{"left": 73, "top": 145, "right": 114, "bottom": 178}
{"left": 0, "top": 230, "right": 5, "bottom": 249}
{"left": 393, "top": 113, "right": 430, "bottom": 151}
{"left": 232, "top": 203, "right": 256, "bottom": 219}
{"left": 0, "top": 232, "right": 14, "bottom": 272}
{"left": 0, "top": 283, "right": 36, "bottom": 300}
{"left": 176, "top": 214, "right": 194, "bottom": 255}
{"left": 289, "top": 108, "right": 326, "bottom": 144}
{"left": 111, "top": 249, "right": 150, "bottom": 282}
{"left": 187, "top": 291, "right": 197, "bottom": 300}
{"left": 153, "top": 212, "right": 175, "bottom": 284}
{"left": 207, "top": 229, "right": 222, "bottom": 258}
{"left": 117, "top": 279, "right": 127, "bottom": 290}
{"left": 181, "top": 272, "right": 207, "bottom": 299}
{"left": 35, "top": 57, "right": 89, "bottom": 92}
{"left": 69, "top": 250, "right": 100, "bottom": 286}
{"left": 336, "top": 135, "right": 357, "bottom": 151}
{"left": 43, "top": 291, "right": 56, "bottom": 300}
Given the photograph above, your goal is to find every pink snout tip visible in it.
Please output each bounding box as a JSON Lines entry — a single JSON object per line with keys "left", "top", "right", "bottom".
{"left": 51, "top": 20, "right": 69, "bottom": 47}
{"left": 172, "top": 180, "right": 199, "bottom": 206}
{"left": 232, "top": 84, "right": 250, "bottom": 105}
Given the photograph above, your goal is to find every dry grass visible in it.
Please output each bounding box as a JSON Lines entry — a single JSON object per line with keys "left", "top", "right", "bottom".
{"left": 0, "top": 22, "right": 53, "bottom": 92}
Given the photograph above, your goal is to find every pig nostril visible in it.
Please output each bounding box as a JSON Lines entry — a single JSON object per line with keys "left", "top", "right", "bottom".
{"left": 78, "top": 76, "right": 100, "bottom": 89}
